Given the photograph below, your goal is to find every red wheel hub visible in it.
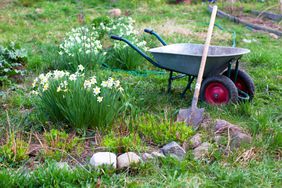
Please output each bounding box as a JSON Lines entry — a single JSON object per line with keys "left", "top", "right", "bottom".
{"left": 205, "top": 82, "right": 229, "bottom": 104}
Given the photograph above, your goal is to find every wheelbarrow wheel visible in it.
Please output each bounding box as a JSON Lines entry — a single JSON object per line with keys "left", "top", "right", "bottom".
{"left": 223, "top": 69, "right": 255, "bottom": 101}
{"left": 200, "top": 75, "right": 238, "bottom": 105}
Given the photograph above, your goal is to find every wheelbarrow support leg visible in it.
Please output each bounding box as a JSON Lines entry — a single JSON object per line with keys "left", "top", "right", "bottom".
{"left": 168, "top": 71, "right": 173, "bottom": 93}
{"left": 234, "top": 59, "right": 239, "bottom": 82}
{"left": 181, "top": 76, "right": 195, "bottom": 98}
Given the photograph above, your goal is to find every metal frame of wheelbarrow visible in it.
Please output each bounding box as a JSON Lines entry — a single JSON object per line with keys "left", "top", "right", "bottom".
{"left": 110, "top": 29, "right": 249, "bottom": 100}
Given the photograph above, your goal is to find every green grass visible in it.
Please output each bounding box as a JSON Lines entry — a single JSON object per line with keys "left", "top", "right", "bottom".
{"left": 0, "top": 0, "right": 281, "bottom": 187}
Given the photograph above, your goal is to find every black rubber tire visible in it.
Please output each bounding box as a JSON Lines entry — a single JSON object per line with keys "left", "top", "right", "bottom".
{"left": 223, "top": 69, "right": 255, "bottom": 101}
{"left": 200, "top": 75, "right": 238, "bottom": 105}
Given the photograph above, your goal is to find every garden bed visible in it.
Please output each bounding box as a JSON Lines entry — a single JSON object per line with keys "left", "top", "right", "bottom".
{"left": 250, "top": 10, "right": 282, "bottom": 22}
{"left": 209, "top": 5, "right": 282, "bottom": 37}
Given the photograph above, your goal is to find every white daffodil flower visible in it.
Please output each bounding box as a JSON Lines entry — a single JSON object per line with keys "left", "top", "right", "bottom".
{"left": 97, "top": 96, "right": 103, "bottom": 103}
{"left": 69, "top": 74, "right": 77, "bottom": 81}
{"left": 78, "top": 65, "right": 85, "bottom": 72}
{"left": 93, "top": 86, "right": 101, "bottom": 96}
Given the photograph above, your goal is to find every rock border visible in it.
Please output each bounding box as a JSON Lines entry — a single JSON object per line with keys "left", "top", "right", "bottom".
{"left": 207, "top": 5, "right": 282, "bottom": 37}
{"left": 87, "top": 119, "right": 252, "bottom": 170}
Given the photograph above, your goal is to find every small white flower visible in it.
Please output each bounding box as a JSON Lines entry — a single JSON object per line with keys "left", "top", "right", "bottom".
{"left": 118, "top": 87, "right": 124, "bottom": 92}
{"left": 107, "top": 77, "right": 114, "bottom": 88}
{"left": 114, "top": 80, "right": 120, "bottom": 88}
{"left": 93, "top": 86, "right": 101, "bottom": 96}
{"left": 78, "top": 65, "right": 84, "bottom": 72}
{"left": 32, "top": 78, "right": 39, "bottom": 88}
{"left": 63, "top": 80, "right": 68, "bottom": 86}
{"left": 69, "top": 74, "right": 77, "bottom": 81}
{"left": 43, "top": 83, "right": 49, "bottom": 91}
{"left": 57, "top": 86, "right": 61, "bottom": 92}
{"left": 101, "top": 81, "right": 108, "bottom": 87}
{"left": 31, "top": 90, "right": 39, "bottom": 95}
{"left": 53, "top": 70, "right": 66, "bottom": 79}
{"left": 97, "top": 96, "right": 103, "bottom": 103}
{"left": 84, "top": 80, "right": 92, "bottom": 89}
{"left": 59, "top": 51, "right": 63, "bottom": 56}
{"left": 90, "top": 76, "right": 97, "bottom": 85}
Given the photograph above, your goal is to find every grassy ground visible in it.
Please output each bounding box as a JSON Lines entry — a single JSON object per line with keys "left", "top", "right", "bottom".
{"left": 0, "top": 0, "right": 281, "bottom": 187}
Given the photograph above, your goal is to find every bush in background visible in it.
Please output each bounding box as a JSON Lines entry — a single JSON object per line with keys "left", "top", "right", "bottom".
{"left": 0, "top": 42, "right": 27, "bottom": 87}
{"left": 31, "top": 65, "right": 125, "bottom": 131}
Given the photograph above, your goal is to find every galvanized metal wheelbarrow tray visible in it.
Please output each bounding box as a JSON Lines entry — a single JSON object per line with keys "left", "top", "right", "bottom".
{"left": 111, "top": 29, "right": 251, "bottom": 100}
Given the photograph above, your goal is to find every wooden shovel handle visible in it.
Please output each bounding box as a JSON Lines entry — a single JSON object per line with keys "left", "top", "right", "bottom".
{"left": 191, "top": 5, "right": 218, "bottom": 109}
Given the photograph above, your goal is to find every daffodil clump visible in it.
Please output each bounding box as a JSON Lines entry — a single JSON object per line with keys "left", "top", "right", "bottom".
{"left": 109, "top": 17, "right": 147, "bottom": 50}
{"left": 32, "top": 65, "right": 124, "bottom": 130}
{"left": 57, "top": 26, "right": 106, "bottom": 71}
{"left": 56, "top": 16, "right": 148, "bottom": 71}
{"left": 105, "top": 17, "right": 148, "bottom": 70}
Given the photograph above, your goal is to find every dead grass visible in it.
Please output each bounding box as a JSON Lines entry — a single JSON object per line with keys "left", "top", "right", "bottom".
{"left": 0, "top": 0, "right": 13, "bottom": 9}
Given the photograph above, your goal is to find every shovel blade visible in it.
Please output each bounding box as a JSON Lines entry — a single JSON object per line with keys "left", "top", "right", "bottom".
{"left": 177, "top": 108, "right": 204, "bottom": 129}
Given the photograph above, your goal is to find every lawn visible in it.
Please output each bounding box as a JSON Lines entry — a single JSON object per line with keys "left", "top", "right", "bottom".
{"left": 0, "top": 0, "right": 281, "bottom": 187}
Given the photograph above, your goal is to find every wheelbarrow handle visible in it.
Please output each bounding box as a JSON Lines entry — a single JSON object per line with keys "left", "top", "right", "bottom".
{"left": 110, "top": 34, "right": 164, "bottom": 69}
{"left": 144, "top": 28, "right": 154, "bottom": 34}
{"left": 143, "top": 28, "right": 167, "bottom": 46}
{"left": 110, "top": 35, "right": 122, "bottom": 40}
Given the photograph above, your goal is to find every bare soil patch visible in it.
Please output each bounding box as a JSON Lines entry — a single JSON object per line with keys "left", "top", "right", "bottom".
{"left": 223, "top": 6, "right": 282, "bottom": 32}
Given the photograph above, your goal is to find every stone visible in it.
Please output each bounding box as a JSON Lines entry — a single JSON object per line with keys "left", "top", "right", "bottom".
{"left": 108, "top": 8, "right": 121, "bottom": 17}
{"left": 231, "top": 132, "right": 252, "bottom": 148}
{"left": 182, "top": 141, "right": 189, "bottom": 151}
{"left": 214, "top": 119, "right": 252, "bottom": 149}
{"left": 269, "top": 33, "right": 279, "bottom": 39}
{"left": 214, "top": 119, "right": 242, "bottom": 134}
{"left": 56, "top": 162, "right": 70, "bottom": 169}
{"left": 117, "top": 152, "right": 141, "bottom": 169}
{"left": 189, "top": 133, "right": 202, "bottom": 149}
{"left": 193, "top": 142, "right": 212, "bottom": 160}
{"left": 27, "top": 144, "right": 42, "bottom": 157}
{"left": 161, "top": 141, "right": 186, "bottom": 160}
{"left": 141, "top": 153, "right": 153, "bottom": 161}
{"left": 90, "top": 152, "right": 117, "bottom": 168}
{"left": 35, "top": 8, "right": 44, "bottom": 14}
{"left": 151, "top": 151, "right": 165, "bottom": 158}
{"left": 242, "top": 39, "right": 252, "bottom": 43}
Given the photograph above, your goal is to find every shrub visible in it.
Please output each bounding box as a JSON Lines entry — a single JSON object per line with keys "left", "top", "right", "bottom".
{"left": 0, "top": 42, "right": 27, "bottom": 86}
{"left": 137, "top": 115, "right": 194, "bottom": 146}
{"left": 32, "top": 65, "right": 125, "bottom": 130}
{"left": 42, "top": 129, "right": 84, "bottom": 160}
{"left": 101, "top": 132, "right": 146, "bottom": 153}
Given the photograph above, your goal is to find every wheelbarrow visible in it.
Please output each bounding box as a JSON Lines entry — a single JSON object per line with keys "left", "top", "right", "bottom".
{"left": 110, "top": 29, "right": 255, "bottom": 105}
